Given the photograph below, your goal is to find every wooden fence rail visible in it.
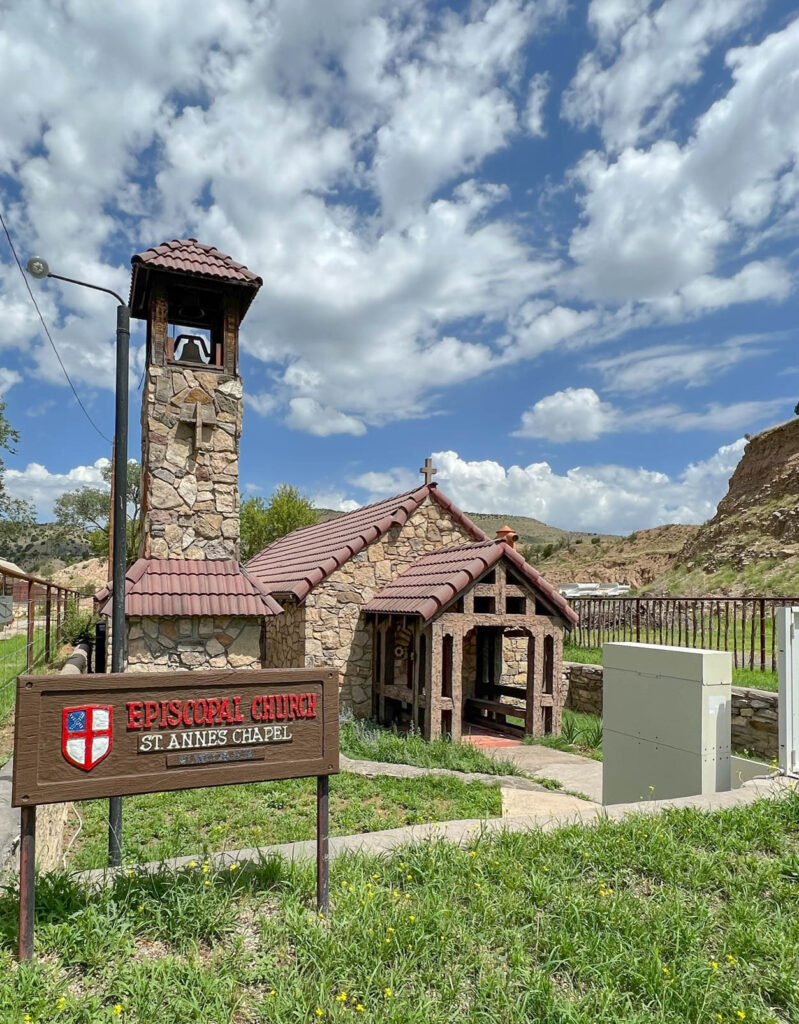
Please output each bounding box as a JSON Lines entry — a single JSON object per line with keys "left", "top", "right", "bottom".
{"left": 569, "top": 596, "right": 799, "bottom": 671}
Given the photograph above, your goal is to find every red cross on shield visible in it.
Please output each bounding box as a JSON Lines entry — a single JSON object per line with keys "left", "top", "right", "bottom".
{"left": 61, "top": 705, "right": 113, "bottom": 771}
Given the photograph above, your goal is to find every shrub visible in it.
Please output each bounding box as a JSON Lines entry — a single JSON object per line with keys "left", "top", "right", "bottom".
{"left": 591, "top": 536, "right": 601, "bottom": 545}
{"left": 60, "top": 600, "right": 97, "bottom": 646}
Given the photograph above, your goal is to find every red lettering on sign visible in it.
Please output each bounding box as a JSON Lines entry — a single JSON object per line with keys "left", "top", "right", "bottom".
{"left": 288, "top": 694, "right": 300, "bottom": 719}
{"left": 251, "top": 696, "right": 262, "bottom": 721}
{"left": 206, "top": 698, "right": 220, "bottom": 724}
{"left": 144, "top": 702, "right": 160, "bottom": 728}
{"left": 233, "top": 696, "right": 244, "bottom": 722}
{"left": 127, "top": 702, "right": 143, "bottom": 729}
{"left": 166, "top": 700, "right": 182, "bottom": 727}
{"left": 182, "top": 701, "right": 194, "bottom": 727}
{"left": 306, "top": 693, "right": 317, "bottom": 719}
{"left": 264, "top": 695, "right": 275, "bottom": 721}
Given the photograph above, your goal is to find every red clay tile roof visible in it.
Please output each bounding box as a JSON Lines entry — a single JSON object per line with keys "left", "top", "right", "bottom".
{"left": 362, "top": 540, "right": 578, "bottom": 625}
{"left": 95, "top": 559, "right": 282, "bottom": 618}
{"left": 245, "top": 484, "right": 488, "bottom": 601}
{"left": 130, "top": 239, "right": 262, "bottom": 318}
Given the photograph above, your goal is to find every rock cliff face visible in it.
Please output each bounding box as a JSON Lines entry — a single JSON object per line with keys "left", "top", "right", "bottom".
{"left": 681, "top": 418, "right": 799, "bottom": 573}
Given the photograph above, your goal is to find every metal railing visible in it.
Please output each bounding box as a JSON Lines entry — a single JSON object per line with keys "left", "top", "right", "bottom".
{"left": 569, "top": 596, "right": 799, "bottom": 671}
{"left": 0, "top": 563, "right": 81, "bottom": 723}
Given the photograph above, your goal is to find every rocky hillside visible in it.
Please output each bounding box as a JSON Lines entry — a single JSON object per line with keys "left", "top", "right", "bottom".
{"left": 0, "top": 522, "right": 92, "bottom": 576}
{"left": 536, "top": 524, "right": 699, "bottom": 589}
{"left": 654, "top": 417, "right": 799, "bottom": 595}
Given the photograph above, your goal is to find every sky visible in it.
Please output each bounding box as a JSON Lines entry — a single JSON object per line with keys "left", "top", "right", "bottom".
{"left": 0, "top": 0, "right": 797, "bottom": 536}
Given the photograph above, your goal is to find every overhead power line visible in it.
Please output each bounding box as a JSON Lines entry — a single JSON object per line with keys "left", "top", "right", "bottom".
{"left": 0, "top": 208, "right": 112, "bottom": 444}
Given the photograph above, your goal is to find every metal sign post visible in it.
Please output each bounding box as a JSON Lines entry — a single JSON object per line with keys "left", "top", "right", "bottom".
{"left": 777, "top": 607, "right": 799, "bottom": 778}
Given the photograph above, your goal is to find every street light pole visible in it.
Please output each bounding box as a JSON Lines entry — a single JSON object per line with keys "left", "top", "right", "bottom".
{"left": 26, "top": 256, "right": 129, "bottom": 866}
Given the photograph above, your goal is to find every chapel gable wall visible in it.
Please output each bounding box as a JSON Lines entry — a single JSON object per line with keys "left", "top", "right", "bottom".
{"left": 302, "top": 497, "right": 478, "bottom": 713}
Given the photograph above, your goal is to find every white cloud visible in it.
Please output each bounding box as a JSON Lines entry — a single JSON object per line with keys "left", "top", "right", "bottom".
{"left": 513, "top": 387, "right": 791, "bottom": 441}
{"left": 564, "top": 0, "right": 762, "bottom": 150}
{"left": 6, "top": 457, "right": 109, "bottom": 520}
{"left": 515, "top": 387, "right": 616, "bottom": 442}
{"left": 566, "top": 16, "right": 799, "bottom": 305}
{"left": 351, "top": 443, "right": 747, "bottom": 532}
{"left": 244, "top": 391, "right": 279, "bottom": 417}
{"left": 592, "top": 332, "right": 782, "bottom": 394}
{"left": 311, "top": 491, "right": 360, "bottom": 513}
{"left": 285, "top": 398, "right": 366, "bottom": 437}
{"left": 0, "top": 368, "right": 21, "bottom": 394}
{"left": 349, "top": 467, "right": 418, "bottom": 495}
{"left": 524, "top": 73, "right": 550, "bottom": 137}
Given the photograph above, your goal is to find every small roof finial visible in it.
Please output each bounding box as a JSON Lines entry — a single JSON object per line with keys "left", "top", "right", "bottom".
{"left": 419, "top": 456, "right": 437, "bottom": 486}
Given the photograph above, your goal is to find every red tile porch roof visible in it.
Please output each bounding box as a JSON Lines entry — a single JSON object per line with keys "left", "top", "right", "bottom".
{"left": 245, "top": 484, "right": 489, "bottom": 601}
{"left": 95, "top": 559, "right": 283, "bottom": 618}
{"left": 362, "top": 540, "right": 578, "bottom": 625}
{"left": 130, "top": 239, "right": 262, "bottom": 317}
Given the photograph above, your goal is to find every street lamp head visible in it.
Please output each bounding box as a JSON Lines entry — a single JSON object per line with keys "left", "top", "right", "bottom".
{"left": 26, "top": 256, "right": 50, "bottom": 279}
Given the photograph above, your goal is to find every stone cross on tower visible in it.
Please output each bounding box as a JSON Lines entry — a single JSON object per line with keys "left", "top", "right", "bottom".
{"left": 419, "top": 457, "right": 437, "bottom": 485}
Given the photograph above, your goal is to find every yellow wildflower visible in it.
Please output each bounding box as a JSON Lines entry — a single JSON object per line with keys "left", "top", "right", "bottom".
{"left": 737, "top": 1013, "right": 746, "bottom": 1021}
{"left": 23, "top": 1017, "right": 32, "bottom": 1023}
{"left": 315, "top": 1010, "right": 323, "bottom": 1018}
{"left": 204, "top": 879, "right": 211, "bottom": 886}
{"left": 202, "top": 863, "right": 210, "bottom": 874}
{"left": 372, "top": 874, "right": 379, "bottom": 880}
{"left": 469, "top": 851, "right": 476, "bottom": 858}
{"left": 409, "top": 915, "right": 416, "bottom": 922}
{"left": 336, "top": 992, "right": 347, "bottom": 1003}
{"left": 356, "top": 1005, "right": 364, "bottom": 1012}
{"left": 230, "top": 863, "right": 239, "bottom": 872}
{"left": 711, "top": 961, "right": 719, "bottom": 970}
{"left": 405, "top": 893, "right": 410, "bottom": 900}
{"left": 406, "top": 873, "right": 412, "bottom": 880}
{"left": 189, "top": 860, "right": 197, "bottom": 868}
{"left": 267, "top": 990, "right": 277, "bottom": 997}
{"left": 387, "top": 927, "right": 395, "bottom": 933}
{"left": 113, "top": 1006, "right": 123, "bottom": 1017}
{"left": 384, "top": 988, "right": 392, "bottom": 998}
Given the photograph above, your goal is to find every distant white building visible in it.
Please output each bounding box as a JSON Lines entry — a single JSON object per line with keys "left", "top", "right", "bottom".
{"left": 557, "top": 582, "right": 631, "bottom": 598}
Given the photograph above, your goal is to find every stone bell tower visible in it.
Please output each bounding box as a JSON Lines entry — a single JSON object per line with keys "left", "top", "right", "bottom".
{"left": 129, "top": 239, "right": 263, "bottom": 561}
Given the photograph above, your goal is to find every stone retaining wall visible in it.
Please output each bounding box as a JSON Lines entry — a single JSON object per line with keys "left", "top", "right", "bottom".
{"left": 562, "top": 661, "right": 603, "bottom": 717}
{"left": 561, "top": 660, "right": 779, "bottom": 759}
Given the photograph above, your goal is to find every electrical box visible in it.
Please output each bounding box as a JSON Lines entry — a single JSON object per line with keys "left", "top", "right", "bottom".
{"left": 602, "top": 643, "right": 732, "bottom": 805}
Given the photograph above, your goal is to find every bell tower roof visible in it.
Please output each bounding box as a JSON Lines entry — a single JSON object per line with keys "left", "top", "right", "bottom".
{"left": 130, "top": 238, "right": 262, "bottom": 320}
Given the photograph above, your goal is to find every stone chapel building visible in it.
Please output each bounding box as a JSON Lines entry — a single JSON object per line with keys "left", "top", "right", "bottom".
{"left": 98, "top": 239, "right": 577, "bottom": 742}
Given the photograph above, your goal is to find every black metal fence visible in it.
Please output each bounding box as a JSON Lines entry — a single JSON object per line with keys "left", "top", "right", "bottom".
{"left": 569, "top": 596, "right": 798, "bottom": 671}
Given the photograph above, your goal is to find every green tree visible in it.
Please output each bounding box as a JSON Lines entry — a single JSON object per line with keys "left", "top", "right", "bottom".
{"left": 240, "top": 484, "right": 318, "bottom": 561}
{"left": 0, "top": 398, "right": 35, "bottom": 525}
{"left": 54, "top": 460, "right": 141, "bottom": 564}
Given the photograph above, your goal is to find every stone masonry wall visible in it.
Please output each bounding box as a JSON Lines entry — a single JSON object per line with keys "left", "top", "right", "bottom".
{"left": 731, "top": 687, "right": 779, "bottom": 761}
{"left": 264, "top": 599, "right": 306, "bottom": 669}
{"left": 562, "top": 661, "right": 604, "bottom": 717}
{"left": 561, "top": 660, "right": 778, "bottom": 758}
{"left": 141, "top": 364, "right": 242, "bottom": 560}
{"left": 127, "top": 615, "right": 261, "bottom": 671}
{"left": 303, "top": 496, "right": 478, "bottom": 714}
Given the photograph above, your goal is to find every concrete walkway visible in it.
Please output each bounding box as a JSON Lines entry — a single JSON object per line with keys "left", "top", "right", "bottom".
{"left": 78, "top": 775, "right": 795, "bottom": 886}
{"left": 483, "top": 745, "right": 604, "bottom": 803}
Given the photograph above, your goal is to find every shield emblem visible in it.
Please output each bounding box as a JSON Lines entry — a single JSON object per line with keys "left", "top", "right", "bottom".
{"left": 62, "top": 705, "right": 113, "bottom": 771}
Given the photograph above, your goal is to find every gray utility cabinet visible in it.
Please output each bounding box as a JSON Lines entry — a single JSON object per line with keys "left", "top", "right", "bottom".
{"left": 602, "top": 643, "right": 732, "bottom": 805}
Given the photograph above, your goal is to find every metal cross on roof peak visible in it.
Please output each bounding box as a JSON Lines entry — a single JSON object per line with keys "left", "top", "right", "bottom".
{"left": 419, "top": 457, "right": 437, "bottom": 485}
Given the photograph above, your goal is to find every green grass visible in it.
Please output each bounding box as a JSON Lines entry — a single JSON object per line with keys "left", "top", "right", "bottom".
{"left": 0, "top": 630, "right": 45, "bottom": 725}
{"left": 524, "top": 709, "right": 604, "bottom": 760}
{"left": 3, "top": 793, "right": 798, "bottom": 1022}
{"left": 565, "top": 643, "right": 778, "bottom": 692}
{"left": 339, "top": 716, "right": 521, "bottom": 775}
{"left": 67, "top": 772, "right": 502, "bottom": 870}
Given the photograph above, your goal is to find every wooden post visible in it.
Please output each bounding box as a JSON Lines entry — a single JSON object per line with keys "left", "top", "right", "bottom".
{"left": 524, "top": 633, "right": 536, "bottom": 737}
{"left": 18, "top": 805, "right": 36, "bottom": 961}
{"left": 316, "top": 775, "right": 329, "bottom": 913}
{"left": 451, "top": 628, "right": 463, "bottom": 742}
{"left": 26, "top": 580, "right": 34, "bottom": 671}
{"left": 635, "top": 599, "right": 640, "bottom": 643}
{"left": 44, "top": 586, "right": 52, "bottom": 664}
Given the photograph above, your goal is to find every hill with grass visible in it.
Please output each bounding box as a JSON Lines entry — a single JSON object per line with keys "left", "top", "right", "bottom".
{"left": 0, "top": 521, "right": 92, "bottom": 577}
{"left": 316, "top": 506, "right": 617, "bottom": 549}
{"left": 536, "top": 524, "right": 699, "bottom": 590}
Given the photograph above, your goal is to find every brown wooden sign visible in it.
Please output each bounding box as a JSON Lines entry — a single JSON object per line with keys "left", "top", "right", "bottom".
{"left": 12, "top": 668, "right": 339, "bottom": 807}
